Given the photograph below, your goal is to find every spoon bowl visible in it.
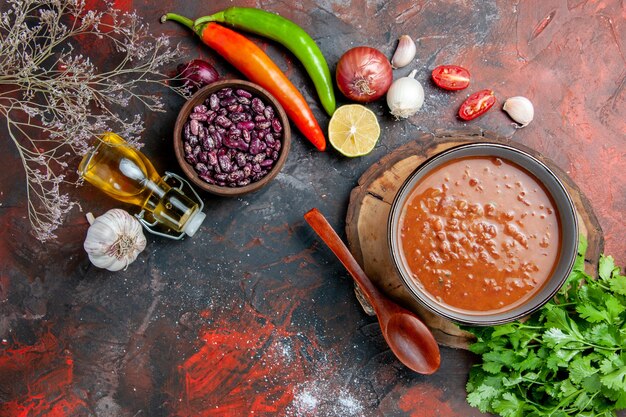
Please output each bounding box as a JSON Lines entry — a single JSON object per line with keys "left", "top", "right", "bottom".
{"left": 384, "top": 309, "right": 441, "bottom": 374}
{"left": 304, "top": 208, "right": 441, "bottom": 374}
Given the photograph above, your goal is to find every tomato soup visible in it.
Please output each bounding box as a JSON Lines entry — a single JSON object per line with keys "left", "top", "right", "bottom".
{"left": 398, "top": 156, "right": 561, "bottom": 312}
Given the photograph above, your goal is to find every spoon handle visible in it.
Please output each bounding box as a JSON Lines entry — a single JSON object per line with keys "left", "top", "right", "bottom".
{"left": 304, "top": 208, "right": 382, "bottom": 308}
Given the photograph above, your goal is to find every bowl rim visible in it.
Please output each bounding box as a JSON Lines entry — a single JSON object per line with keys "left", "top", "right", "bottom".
{"left": 388, "top": 142, "right": 579, "bottom": 326}
{"left": 173, "top": 79, "right": 291, "bottom": 197}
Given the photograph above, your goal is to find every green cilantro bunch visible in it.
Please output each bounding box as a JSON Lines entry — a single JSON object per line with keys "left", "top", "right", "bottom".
{"left": 465, "top": 236, "right": 626, "bottom": 417}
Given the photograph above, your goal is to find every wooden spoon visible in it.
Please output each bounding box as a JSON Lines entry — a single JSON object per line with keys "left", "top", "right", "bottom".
{"left": 304, "top": 208, "right": 441, "bottom": 374}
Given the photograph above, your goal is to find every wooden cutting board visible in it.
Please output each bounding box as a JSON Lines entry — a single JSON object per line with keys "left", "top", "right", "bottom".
{"left": 345, "top": 129, "right": 604, "bottom": 349}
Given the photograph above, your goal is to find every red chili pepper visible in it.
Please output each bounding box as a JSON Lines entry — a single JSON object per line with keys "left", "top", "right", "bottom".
{"left": 161, "top": 13, "right": 326, "bottom": 151}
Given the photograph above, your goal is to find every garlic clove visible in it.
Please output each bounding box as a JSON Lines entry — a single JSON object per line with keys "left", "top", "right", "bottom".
{"left": 503, "top": 96, "right": 534, "bottom": 128}
{"left": 391, "top": 35, "right": 417, "bottom": 69}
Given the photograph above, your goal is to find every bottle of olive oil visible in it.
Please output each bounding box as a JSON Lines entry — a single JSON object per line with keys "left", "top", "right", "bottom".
{"left": 79, "top": 132, "right": 205, "bottom": 238}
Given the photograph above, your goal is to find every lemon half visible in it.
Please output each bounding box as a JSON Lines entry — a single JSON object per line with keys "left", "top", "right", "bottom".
{"left": 328, "top": 104, "right": 381, "bottom": 157}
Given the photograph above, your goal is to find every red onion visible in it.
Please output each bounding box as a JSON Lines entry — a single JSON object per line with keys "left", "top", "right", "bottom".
{"left": 335, "top": 47, "right": 393, "bottom": 103}
{"left": 177, "top": 59, "right": 219, "bottom": 91}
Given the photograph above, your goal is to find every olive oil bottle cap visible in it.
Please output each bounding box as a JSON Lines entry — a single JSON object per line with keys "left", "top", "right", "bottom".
{"left": 183, "top": 210, "right": 206, "bottom": 237}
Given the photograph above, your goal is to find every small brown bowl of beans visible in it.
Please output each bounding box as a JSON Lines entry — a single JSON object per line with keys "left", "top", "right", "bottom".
{"left": 173, "top": 79, "right": 291, "bottom": 196}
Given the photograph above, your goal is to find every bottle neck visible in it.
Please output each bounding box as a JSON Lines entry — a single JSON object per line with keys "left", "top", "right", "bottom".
{"left": 79, "top": 132, "right": 204, "bottom": 236}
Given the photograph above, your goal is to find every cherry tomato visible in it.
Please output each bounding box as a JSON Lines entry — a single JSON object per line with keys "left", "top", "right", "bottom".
{"left": 431, "top": 65, "right": 470, "bottom": 91}
{"left": 458, "top": 90, "right": 496, "bottom": 121}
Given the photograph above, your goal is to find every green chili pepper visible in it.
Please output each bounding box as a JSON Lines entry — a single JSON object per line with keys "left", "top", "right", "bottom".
{"left": 194, "top": 7, "right": 336, "bottom": 116}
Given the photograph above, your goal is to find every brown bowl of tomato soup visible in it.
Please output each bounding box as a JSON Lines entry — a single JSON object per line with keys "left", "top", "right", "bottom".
{"left": 388, "top": 143, "right": 578, "bottom": 325}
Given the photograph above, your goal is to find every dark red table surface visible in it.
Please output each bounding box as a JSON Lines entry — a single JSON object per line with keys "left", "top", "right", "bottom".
{"left": 1, "top": 1, "right": 624, "bottom": 416}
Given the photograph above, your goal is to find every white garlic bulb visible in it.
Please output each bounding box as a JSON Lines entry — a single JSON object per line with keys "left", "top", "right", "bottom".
{"left": 503, "top": 96, "right": 534, "bottom": 127}
{"left": 387, "top": 69, "right": 424, "bottom": 119}
{"left": 84, "top": 209, "right": 147, "bottom": 271}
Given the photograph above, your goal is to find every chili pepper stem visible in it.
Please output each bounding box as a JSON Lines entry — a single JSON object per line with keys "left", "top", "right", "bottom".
{"left": 160, "top": 13, "right": 204, "bottom": 36}
{"left": 194, "top": 13, "right": 225, "bottom": 26}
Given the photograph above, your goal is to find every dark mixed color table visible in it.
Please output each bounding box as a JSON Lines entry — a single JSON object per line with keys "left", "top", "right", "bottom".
{"left": 1, "top": 1, "right": 624, "bottom": 416}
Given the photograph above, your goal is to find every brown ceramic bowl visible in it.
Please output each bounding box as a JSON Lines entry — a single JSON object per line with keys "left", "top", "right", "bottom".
{"left": 388, "top": 143, "right": 578, "bottom": 326}
{"left": 173, "top": 80, "right": 291, "bottom": 196}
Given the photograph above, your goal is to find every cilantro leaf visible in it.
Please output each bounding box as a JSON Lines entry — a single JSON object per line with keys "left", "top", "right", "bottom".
{"left": 483, "top": 360, "right": 504, "bottom": 374}
{"left": 576, "top": 303, "right": 610, "bottom": 323}
{"left": 517, "top": 350, "right": 542, "bottom": 372}
{"left": 599, "top": 354, "right": 624, "bottom": 375}
{"left": 599, "top": 255, "right": 616, "bottom": 281}
{"left": 543, "top": 328, "right": 583, "bottom": 349}
{"left": 600, "top": 367, "right": 626, "bottom": 391}
{"left": 483, "top": 349, "right": 517, "bottom": 370}
{"left": 572, "top": 391, "right": 591, "bottom": 410}
{"left": 615, "top": 390, "right": 626, "bottom": 409}
{"left": 569, "top": 355, "right": 598, "bottom": 384}
{"left": 546, "top": 353, "right": 562, "bottom": 371}
{"left": 502, "top": 373, "right": 523, "bottom": 387}
{"left": 609, "top": 274, "right": 626, "bottom": 296}
{"left": 605, "top": 295, "right": 625, "bottom": 323}
{"left": 584, "top": 323, "right": 620, "bottom": 348}
{"left": 545, "top": 345, "right": 578, "bottom": 370}
{"left": 466, "top": 383, "right": 500, "bottom": 413}
{"left": 492, "top": 392, "right": 525, "bottom": 417}
{"left": 581, "top": 373, "right": 602, "bottom": 393}
{"left": 544, "top": 306, "right": 584, "bottom": 340}
{"left": 559, "top": 379, "right": 579, "bottom": 397}
{"left": 468, "top": 339, "right": 489, "bottom": 355}
{"left": 491, "top": 323, "right": 517, "bottom": 338}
